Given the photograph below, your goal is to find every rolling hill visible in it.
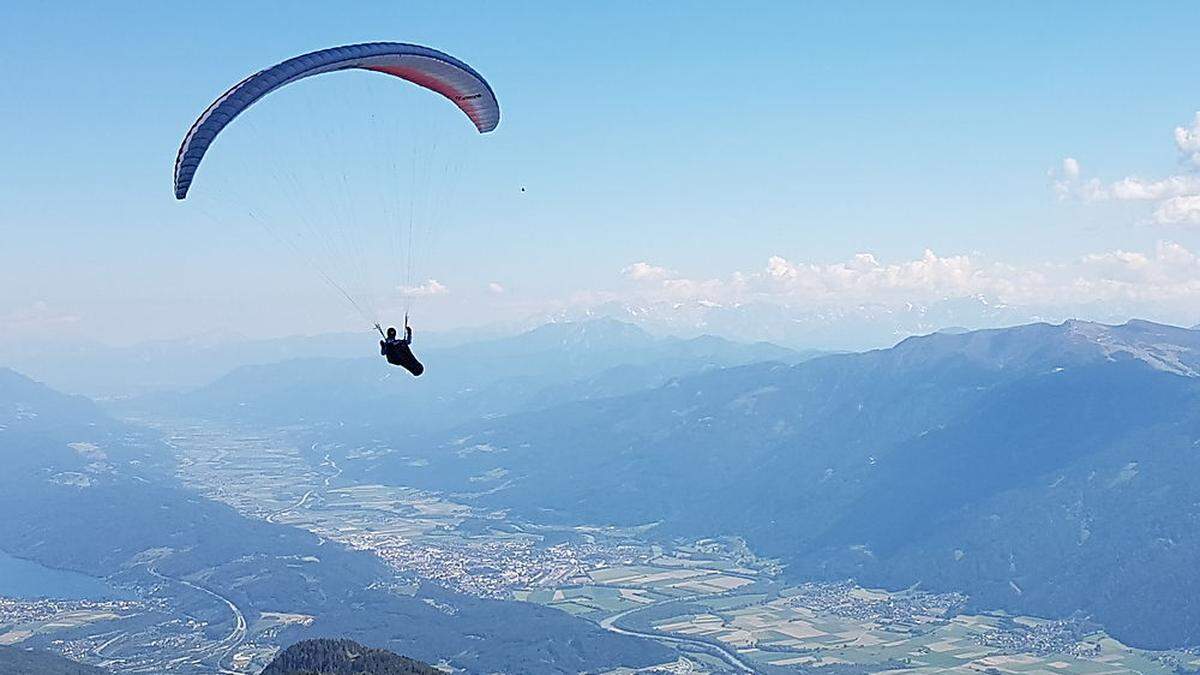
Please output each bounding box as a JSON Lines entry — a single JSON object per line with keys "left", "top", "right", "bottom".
{"left": 259, "top": 639, "right": 438, "bottom": 675}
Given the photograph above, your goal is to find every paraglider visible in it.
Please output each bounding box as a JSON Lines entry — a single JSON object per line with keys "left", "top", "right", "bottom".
{"left": 377, "top": 322, "right": 423, "bottom": 376}
{"left": 173, "top": 42, "right": 499, "bottom": 376}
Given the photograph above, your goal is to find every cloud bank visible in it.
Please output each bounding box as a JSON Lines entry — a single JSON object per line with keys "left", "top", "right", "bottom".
{"left": 611, "top": 242, "right": 1200, "bottom": 327}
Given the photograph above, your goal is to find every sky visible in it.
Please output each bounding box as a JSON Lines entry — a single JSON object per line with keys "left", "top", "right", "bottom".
{"left": 3, "top": 2, "right": 1200, "bottom": 346}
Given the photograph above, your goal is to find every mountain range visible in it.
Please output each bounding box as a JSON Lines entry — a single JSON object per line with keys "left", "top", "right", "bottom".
{"left": 323, "top": 319, "right": 1200, "bottom": 650}
{"left": 134, "top": 319, "right": 811, "bottom": 435}
{"left": 9, "top": 317, "right": 1200, "bottom": 664}
{"left": 531, "top": 296, "right": 1178, "bottom": 353}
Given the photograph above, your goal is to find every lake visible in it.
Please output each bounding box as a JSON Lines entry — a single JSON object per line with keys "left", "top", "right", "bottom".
{"left": 0, "top": 549, "right": 127, "bottom": 600}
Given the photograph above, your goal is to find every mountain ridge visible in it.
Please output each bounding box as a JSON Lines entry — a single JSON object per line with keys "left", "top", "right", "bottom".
{"left": 348, "top": 319, "right": 1200, "bottom": 649}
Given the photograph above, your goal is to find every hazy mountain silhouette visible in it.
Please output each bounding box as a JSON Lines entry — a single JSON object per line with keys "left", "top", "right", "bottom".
{"left": 531, "top": 296, "right": 1139, "bottom": 351}
{"left": 0, "top": 325, "right": 514, "bottom": 399}
{"left": 133, "top": 319, "right": 810, "bottom": 434}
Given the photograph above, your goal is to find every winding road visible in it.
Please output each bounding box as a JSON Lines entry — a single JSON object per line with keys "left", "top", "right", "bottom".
{"left": 598, "top": 595, "right": 757, "bottom": 673}
{"left": 146, "top": 565, "right": 247, "bottom": 674}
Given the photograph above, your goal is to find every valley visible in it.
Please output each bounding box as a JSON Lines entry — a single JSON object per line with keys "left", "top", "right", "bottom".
{"left": 5, "top": 320, "right": 1200, "bottom": 672}
{"left": 55, "top": 415, "right": 1186, "bottom": 674}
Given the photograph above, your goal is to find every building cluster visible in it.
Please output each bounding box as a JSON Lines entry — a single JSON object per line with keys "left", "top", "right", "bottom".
{"left": 685, "top": 537, "right": 784, "bottom": 576}
{"left": 0, "top": 596, "right": 146, "bottom": 627}
{"left": 0, "top": 596, "right": 194, "bottom": 672}
{"left": 784, "top": 581, "right": 967, "bottom": 627}
{"left": 977, "top": 619, "right": 1103, "bottom": 658}
{"left": 373, "top": 538, "right": 651, "bottom": 598}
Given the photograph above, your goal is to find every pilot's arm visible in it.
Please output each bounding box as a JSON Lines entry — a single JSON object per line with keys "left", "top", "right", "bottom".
{"left": 403, "top": 326, "right": 413, "bottom": 345}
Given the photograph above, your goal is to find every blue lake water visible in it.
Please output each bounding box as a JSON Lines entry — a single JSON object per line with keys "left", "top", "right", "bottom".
{"left": 0, "top": 549, "right": 126, "bottom": 600}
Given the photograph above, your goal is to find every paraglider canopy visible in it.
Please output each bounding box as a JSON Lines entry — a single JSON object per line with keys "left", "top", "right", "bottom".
{"left": 174, "top": 42, "right": 499, "bottom": 200}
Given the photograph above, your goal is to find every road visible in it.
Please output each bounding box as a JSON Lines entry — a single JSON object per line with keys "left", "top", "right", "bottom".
{"left": 146, "top": 565, "right": 248, "bottom": 674}
{"left": 598, "top": 595, "right": 757, "bottom": 673}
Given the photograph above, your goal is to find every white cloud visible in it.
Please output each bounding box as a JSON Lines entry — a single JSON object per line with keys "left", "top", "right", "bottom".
{"left": 1175, "top": 112, "right": 1200, "bottom": 166}
{"left": 622, "top": 261, "right": 674, "bottom": 282}
{"left": 1056, "top": 172, "right": 1200, "bottom": 204}
{"left": 487, "top": 282, "right": 506, "bottom": 294}
{"left": 399, "top": 279, "right": 449, "bottom": 297}
{"left": 756, "top": 249, "right": 985, "bottom": 301}
{"left": 1063, "top": 157, "right": 1080, "bottom": 179}
{"left": 1153, "top": 195, "right": 1200, "bottom": 225}
{"left": 1056, "top": 112, "right": 1200, "bottom": 226}
{"left": 614, "top": 242, "right": 1200, "bottom": 315}
{"left": 1112, "top": 175, "right": 1200, "bottom": 201}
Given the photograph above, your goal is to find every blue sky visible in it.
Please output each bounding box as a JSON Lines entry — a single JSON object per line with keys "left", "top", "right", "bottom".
{"left": 3, "top": 3, "right": 1200, "bottom": 345}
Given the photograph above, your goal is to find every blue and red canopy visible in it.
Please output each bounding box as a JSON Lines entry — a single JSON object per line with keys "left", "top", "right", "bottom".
{"left": 174, "top": 42, "right": 499, "bottom": 199}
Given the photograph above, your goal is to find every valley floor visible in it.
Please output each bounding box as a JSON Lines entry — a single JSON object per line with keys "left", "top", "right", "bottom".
{"left": 5, "top": 417, "right": 1198, "bottom": 674}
